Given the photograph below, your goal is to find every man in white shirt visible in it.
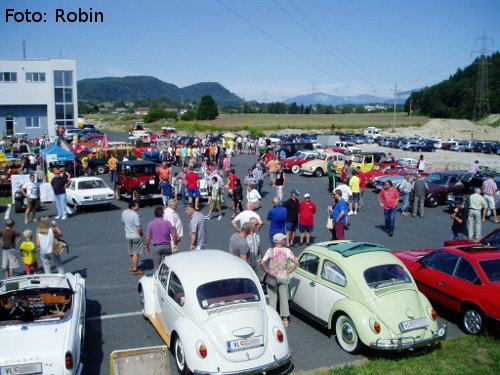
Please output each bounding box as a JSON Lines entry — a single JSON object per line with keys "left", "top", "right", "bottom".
{"left": 163, "top": 199, "right": 183, "bottom": 252}
{"left": 20, "top": 174, "right": 39, "bottom": 224}
{"left": 232, "top": 202, "right": 262, "bottom": 231}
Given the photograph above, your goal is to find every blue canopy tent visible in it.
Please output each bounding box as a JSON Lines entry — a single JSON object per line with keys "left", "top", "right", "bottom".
{"left": 40, "top": 144, "right": 75, "bottom": 162}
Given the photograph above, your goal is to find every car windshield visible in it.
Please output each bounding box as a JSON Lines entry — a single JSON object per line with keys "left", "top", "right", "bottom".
{"left": 364, "top": 264, "right": 412, "bottom": 289}
{"left": 78, "top": 180, "right": 106, "bottom": 190}
{"left": 425, "top": 174, "right": 449, "bottom": 185}
{"left": 196, "top": 278, "right": 260, "bottom": 309}
{"left": 479, "top": 259, "right": 500, "bottom": 282}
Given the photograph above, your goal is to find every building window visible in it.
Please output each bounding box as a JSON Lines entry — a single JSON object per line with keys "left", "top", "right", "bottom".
{"left": 54, "top": 70, "right": 74, "bottom": 127}
{"left": 0, "top": 72, "right": 17, "bottom": 82}
{"left": 25, "top": 72, "right": 46, "bottom": 82}
{"left": 26, "top": 117, "right": 40, "bottom": 128}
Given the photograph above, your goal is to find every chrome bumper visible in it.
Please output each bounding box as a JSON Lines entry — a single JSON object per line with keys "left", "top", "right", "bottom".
{"left": 301, "top": 170, "right": 313, "bottom": 175}
{"left": 193, "top": 352, "right": 292, "bottom": 375}
{"left": 369, "top": 324, "right": 447, "bottom": 351}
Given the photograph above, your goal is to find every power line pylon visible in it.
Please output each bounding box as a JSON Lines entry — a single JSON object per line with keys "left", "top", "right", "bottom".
{"left": 473, "top": 30, "right": 494, "bottom": 119}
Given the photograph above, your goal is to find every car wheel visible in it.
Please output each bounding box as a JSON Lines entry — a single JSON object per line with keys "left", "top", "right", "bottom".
{"left": 96, "top": 165, "right": 106, "bottom": 174}
{"left": 426, "top": 195, "right": 439, "bottom": 207}
{"left": 314, "top": 168, "right": 324, "bottom": 177}
{"left": 14, "top": 198, "right": 23, "bottom": 214}
{"left": 132, "top": 189, "right": 140, "bottom": 202}
{"left": 139, "top": 287, "right": 147, "bottom": 320}
{"left": 291, "top": 165, "right": 300, "bottom": 174}
{"left": 335, "top": 314, "right": 361, "bottom": 353}
{"left": 461, "top": 305, "right": 485, "bottom": 335}
{"left": 114, "top": 184, "right": 122, "bottom": 200}
{"left": 174, "top": 335, "right": 188, "bottom": 375}
{"left": 73, "top": 200, "right": 80, "bottom": 213}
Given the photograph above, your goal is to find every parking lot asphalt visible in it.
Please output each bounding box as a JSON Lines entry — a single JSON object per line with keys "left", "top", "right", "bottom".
{"left": 3, "top": 150, "right": 497, "bottom": 375}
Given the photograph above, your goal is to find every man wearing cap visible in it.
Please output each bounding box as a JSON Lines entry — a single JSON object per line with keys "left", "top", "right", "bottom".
{"left": 299, "top": 193, "right": 317, "bottom": 245}
{"left": 51, "top": 169, "right": 71, "bottom": 219}
{"left": 267, "top": 197, "right": 287, "bottom": 247}
{"left": 283, "top": 190, "right": 300, "bottom": 247}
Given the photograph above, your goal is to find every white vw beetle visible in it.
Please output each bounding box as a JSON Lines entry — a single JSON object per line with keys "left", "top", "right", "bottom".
{"left": 138, "top": 250, "right": 292, "bottom": 375}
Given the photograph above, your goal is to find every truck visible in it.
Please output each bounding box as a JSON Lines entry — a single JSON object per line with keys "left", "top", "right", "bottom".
{"left": 364, "top": 126, "right": 382, "bottom": 139}
{"left": 316, "top": 135, "right": 341, "bottom": 147}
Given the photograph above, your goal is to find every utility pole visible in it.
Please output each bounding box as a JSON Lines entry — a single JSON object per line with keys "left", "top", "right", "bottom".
{"left": 391, "top": 82, "right": 397, "bottom": 132}
{"left": 263, "top": 90, "right": 269, "bottom": 104}
{"left": 310, "top": 80, "right": 318, "bottom": 94}
{"left": 22, "top": 40, "right": 26, "bottom": 59}
{"left": 472, "top": 30, "right": 494, "bottom": 119}
{"left": 409, "top": 95, "right": 413, "bottom": 120}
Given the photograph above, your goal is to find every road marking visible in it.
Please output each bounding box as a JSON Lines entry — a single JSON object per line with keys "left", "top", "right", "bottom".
{"left": 87, "top": 311, "right": 143, "bottom": 322}
{"left": 4, "top": 204, "right": 11, "bottom": 220}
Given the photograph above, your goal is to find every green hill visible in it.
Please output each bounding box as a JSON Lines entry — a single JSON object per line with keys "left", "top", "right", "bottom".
{"left": 77, "top": 76, "right": 243, "bottom": 106}
{"left": 406, "top": 52, "right": 500, "bottom": 119}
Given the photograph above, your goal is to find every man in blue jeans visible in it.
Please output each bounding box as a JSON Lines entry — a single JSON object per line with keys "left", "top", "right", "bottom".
{"left": 377, "top": 180, "right": 399, "bottom": 236}
{"left": 51, "top": 169, "right": 71, "bottom": 219}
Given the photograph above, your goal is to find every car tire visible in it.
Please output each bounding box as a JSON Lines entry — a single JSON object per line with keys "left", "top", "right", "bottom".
{"left": 291, "top": 165, "right": 300, "bottom": 174}
{"left": 73, "top": 200, "right": 80, "bottom": 213}
{"left": 335, "top": 314, "right": 361, "bottom": 353}
{"left": 132, "top": 189, "right": 140, "bottom": 202}
{"left": 174, "top": 335, "right": 188, "bottom": 375}
{"left": 96, "top": 165, "right": 106, "bottom": 174}
{"left": 139, "top": 287, "right": 148, "bottom": 321}
{"left": 314, "top": 168, "right": 324, "bottom": 177}
{"left": 14, "top": 198, "right": 23, "bottom": 214}
{"left": 114, "top": 184, "right": 122, "bottom": 201}
{"left": 461, "top": 304, "right": 486, "bottom": 335}
{"left": 426, "top": 195, "right": 439, "bottom": 208}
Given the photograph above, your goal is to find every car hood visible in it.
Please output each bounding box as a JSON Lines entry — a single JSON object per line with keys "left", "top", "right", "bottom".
{"left": 369, "top": 287, "right": 429, "bottom": 335}
{"left": 0, "top": 323, "right": 68, "bottom": 369}
{"left": 202, "top": 307, "right": 267, "bottom": 362}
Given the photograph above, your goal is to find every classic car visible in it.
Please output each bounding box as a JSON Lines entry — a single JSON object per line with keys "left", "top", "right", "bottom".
{"left": 363, "top": 162, "right": 407, "bottom": 185}
{"left": 300, "top": 152, "right": 348, "bottom": 177}
{"left": 336, "top": 153, "right": 381, "bottom": 174}
{"left": 289, "top": 241, "right": 446, "bottom": 353}
{"left": 280, "top": 150, "right": 319, "bottom": 174}
{"left": 138, "top": 250, "right": 292, "bottom": 375}
{"left": 393, "top": 245, "right": 500, "bottom": 335}
{"left": 446, "top": 174, "right": 500, "bottom": 211}
{"left": 444, "top": 227, "right": 500, "bottom": 248}
{"left": 114, "top": 160, "right": 162, "bottom": 203}
{"left": 66, "top": 176, "right": 115, "bottom": 212}
{"left": 424, "top": 171, "right": 466, "bottom": 207}
{"left": 372, "top": 168, "right": 420, "bottom": 191}
{"left": 0, "top": 273, "right": 86, "bottom": 375}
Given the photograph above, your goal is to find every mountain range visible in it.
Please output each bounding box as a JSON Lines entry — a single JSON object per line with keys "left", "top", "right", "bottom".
{"left": 77, "top": 76, "right": 243, "bottom": 106}
{"left": 283, "top": 90, "right": 415, "bottom": 106}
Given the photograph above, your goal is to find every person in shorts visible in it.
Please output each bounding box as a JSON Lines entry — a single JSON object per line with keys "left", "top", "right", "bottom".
{"left": 19, "top": 229, "right": 38, "bottom": 274}
{"left": 185, "top": 167, "right": 201, "bottom": 210}
{"left": 160, "top": 179, "right": 172, "bottom": 208}
{"left": 121, "top": 200, "right": 145, "bottom": 275}
{"left": 0, "top": 219, "right": 22, "bottom": 278}
{"left": 298, "top": 193, "right": 317, "bottom": 245}
{"left": 21, "top": 174, "right": 40, "bottom": 224}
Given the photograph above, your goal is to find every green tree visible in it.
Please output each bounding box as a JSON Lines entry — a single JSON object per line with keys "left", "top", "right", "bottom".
{"left": 144, "top": 107, "right": 167, "bottom": 123}
{"left": 197, "top": 95, "right": 219, "bottom": 120}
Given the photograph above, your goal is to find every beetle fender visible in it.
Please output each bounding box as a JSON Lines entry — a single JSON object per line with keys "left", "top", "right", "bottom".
{"left": 138, "top": 276, "right": 158, "bottom": 316}
{"left": 329, "top": 299, "right": 376, "bottom": 345}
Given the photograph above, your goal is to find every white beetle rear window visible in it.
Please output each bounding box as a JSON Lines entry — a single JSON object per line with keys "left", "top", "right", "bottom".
{"left": 196, "top": 278, "right": 260, "bottom": 309}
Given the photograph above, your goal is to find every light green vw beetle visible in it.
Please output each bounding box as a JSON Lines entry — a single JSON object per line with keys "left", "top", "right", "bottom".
{"left": 289, "top": 241, "right": 447, "bottom": 353}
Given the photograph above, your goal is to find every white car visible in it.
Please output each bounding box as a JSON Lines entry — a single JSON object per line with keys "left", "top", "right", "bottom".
{"left": 0, "top": 273, "right": 86, "bottom": 375}
{"left": 66, "top": 177, "right": 114, "bottom": 212}
{"left": 138, "top": 250, "right": 292, "bottom": 375}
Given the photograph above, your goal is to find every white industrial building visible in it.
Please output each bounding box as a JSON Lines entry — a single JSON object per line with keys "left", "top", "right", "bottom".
{"left": 0, "top": 58, "right": 78, "bottom": 138}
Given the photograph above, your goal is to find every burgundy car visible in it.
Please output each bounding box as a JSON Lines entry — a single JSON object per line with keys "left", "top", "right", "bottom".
{"left": 114, "top": 160, "right": 161, "bottom": 203}
{"left": 393, "top": 245, "right": 500, "bottom": 335}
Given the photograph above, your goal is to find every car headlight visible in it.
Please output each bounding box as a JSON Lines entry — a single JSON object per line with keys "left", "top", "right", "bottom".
{"left": 369, "top": 318, "right": 381, "bottom": 334}
{"left": 196, "top": 340, "right": 207, "bottom": 359}
{"left": 273, "top": 326, "right": 285, "bottom": 343}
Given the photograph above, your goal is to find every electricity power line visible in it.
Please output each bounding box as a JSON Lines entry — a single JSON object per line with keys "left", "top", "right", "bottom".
{"left": 473, "top": 30, "right": 494, "bottom": 119}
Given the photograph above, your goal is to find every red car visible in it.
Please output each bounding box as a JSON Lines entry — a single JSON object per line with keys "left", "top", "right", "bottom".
{"left": 444, "top": 228, "right": 500, "bottom": 248}
{"left": 364, "top": 162, "right": 407, "bottom": 185}
{"left": 280, "top": 150, "right": 319, "bottom": 174}
{"left": 393, "top": 245, "right": 500, "bottom": 335}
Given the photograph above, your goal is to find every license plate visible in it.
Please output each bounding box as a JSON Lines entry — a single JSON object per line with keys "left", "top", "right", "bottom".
{"left": 399, "top": 317, "right": 428, "bottom": 332}
{"left": 94, "top": 194, "right": 106, "bottom": 200}
{"left": 0, "top": 363, "right": 42, "bottom": 375}
{"left": 226, "top": 335, "right": 264, "bottom": 353}
{"left": 149, "top": 179, "right": 155, "bottom": 185}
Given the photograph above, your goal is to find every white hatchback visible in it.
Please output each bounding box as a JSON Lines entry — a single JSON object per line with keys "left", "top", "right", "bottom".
{"left": 138, "top": 250, "right": 292, "bottom": 375}
{"left": 66, "top": 177, "right": 114, "bottom": 212}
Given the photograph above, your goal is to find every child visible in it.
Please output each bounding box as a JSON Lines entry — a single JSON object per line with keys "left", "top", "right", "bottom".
{"left": 160, "top": 179, "right": 172, "bottom": 208}
{"left": 19, "top": 229, "right": 38, "bottom": 275}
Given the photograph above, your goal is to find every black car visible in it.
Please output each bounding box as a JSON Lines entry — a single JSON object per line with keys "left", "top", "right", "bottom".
{"left": 409, "top": 141, "right": 435, "bottom": 152}
{"left": 279, "top": 142, "right": 314, "bottom": 157}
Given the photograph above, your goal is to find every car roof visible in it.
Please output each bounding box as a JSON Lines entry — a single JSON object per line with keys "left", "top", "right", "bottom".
{"left": 70, "top": 176, "right": 106, "bottom": 182}
{"left": 118, "top": 160, "right": 156, "bottom": 166}
{"left": 441, "top": 245, "right": 500, "bottom": 261}
{"left": 430, "top": 170, "right": 464, "bottom": 176}
{"left": 164, "top": 250, "right": 256, "bottom": 287}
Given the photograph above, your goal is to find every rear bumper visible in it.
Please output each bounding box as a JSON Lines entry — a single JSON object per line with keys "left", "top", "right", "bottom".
{"left": 193, "top": 352, "right": 292, "bottom": 375}
{"left": 369, "top": 324, "right": 447, "bottom": 351}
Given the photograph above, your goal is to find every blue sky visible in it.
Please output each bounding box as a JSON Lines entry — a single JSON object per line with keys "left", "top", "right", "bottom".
{"left": 2, "top": 0, "right": 499, "bottom": 102}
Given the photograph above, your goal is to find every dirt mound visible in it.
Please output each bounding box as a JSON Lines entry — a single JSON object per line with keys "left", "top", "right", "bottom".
{"left": 422, "top": 119, "right": 476, "bottom": 131}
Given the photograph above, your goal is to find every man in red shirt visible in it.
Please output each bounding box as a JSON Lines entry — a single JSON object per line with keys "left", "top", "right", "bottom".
{"left": 185, "top": 167, "right": 200, "bottom": 210}
{"left": 298, "top": 193, "right": 317, "bottom": 245}
{"left": 377, "top": 180, "right": 399, "bottom": 236}
{"left": 157, "top": 161, "right": 171, "bottom": 183}
{"left": 226, "top": 168, "right": 238, "bottom": 211}
{"left": 356, "top": 166, "right": 367, "bottom": 211}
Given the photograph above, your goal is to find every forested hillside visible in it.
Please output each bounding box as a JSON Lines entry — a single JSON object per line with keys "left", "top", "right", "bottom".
{"left": 77, "top": 76, "right": 243, "bottom": 106}
{"left": 405, "top": 52, "right": 500, "bottom": 119}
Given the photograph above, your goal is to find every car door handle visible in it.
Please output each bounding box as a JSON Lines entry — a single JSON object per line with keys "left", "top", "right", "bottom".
{"left": 309, "top": 281, "right": 316, "bottom": 287}
{"left": 160, "top": 296, "right": 165, "bottom": 301}
{"left": 439, "top": 281, "right": 446, "bottom": 287}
